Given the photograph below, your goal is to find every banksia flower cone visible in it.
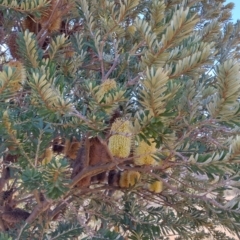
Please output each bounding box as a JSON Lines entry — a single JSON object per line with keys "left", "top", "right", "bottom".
{"left": 2, "top": 208, "right": 30, "bottom": 223}
{"left": 127, "top": 25, "right": 137, "bottom": 35}
{"left": 23, "top": 15, "right": 40, "bottom": 33}
{"left": 134, "top": 138, "right": 157, "bottom": 166}
{"left": 96, "top": 79, "right": 117, "bottom": 101}
{"left": 40, "top": 0, "right": 62, "bottom": 32}
{"left": 128, "top": 171, "right": 140, "bottom": 187}
{"left": 0, "top": 189, "right": 13, "bottom": 205}
{"left": 3, "top": 111, "right": 11, "bottom": 132}
{"left": 119, "top": 171, "right": 140, "bottom": 188}
{"left": 108, "top": 119, "right": 132, "bottom": 158}
{"left": 42, "top": 147, "right": 53, "bottom": 165}
{"left": 8, "top": 60, "right": 26, "bottom": 92}
{"left": 7, "top": 32, "right": 20, "bottom": 59}
{"left": 3, "top": 111, "right": 16, "bottom": 136}
{"left": 148, "top": 181, "right": 163, "bottom": 193}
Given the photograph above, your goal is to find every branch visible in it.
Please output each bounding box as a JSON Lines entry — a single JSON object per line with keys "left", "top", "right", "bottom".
{"left": 103, "top": 40, "right": 119, "bottom": 81}
{"left": 26, "top": 199, "right": 52, "bottom": 224}
{"left": 126, "top": 73, "right": 141, "bottom": 86}
{"left": 34, "top": 131, "right": 43, "bottom": 167}
{"left": 70, "top": 161, "right": 118, "bottom": 188}
{"left": 69, "top": 109, "right": 98, "bottom": 130}
{"left": 98, "top": 41, "right": 105, "bottom": 79}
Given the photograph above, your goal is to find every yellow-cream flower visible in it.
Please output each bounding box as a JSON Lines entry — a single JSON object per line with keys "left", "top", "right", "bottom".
{"left": 8, "top": 60, "right": 26, "bottom": 92}
{"left": 148, "top": 181, "right": 163, "bottom": 193}
{"left": 134, "top": 138, "right": 157, "bottom": 165}
{"left": 128, "top": 171, "right": 140, "bottom": 186}
{"left": 42, "top": 148, "right": 53, "bottom": 165}
{"left": 96, "top": 79, "right": 117, "bottom": 101}
{"left": 119, "top": 171, "right": 140, "bottom": 188}
{"left": 108, "top": 119, "right": 132, "bottom": 158}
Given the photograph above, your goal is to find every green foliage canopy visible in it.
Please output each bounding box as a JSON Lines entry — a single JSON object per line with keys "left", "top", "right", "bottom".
{"left": 0, "top": 0, "right": 240, "bottom": 239}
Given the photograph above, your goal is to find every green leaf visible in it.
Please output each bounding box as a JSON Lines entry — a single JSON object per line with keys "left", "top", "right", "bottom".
{"left": 44, "top": 222, "right": 83, "bottom": 240}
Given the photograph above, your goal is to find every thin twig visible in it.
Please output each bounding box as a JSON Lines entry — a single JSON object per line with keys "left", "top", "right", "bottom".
{"left": 34, "top": 131, "right": 43, "bottom": 167}
{"left": 16, "top": 222, "right": 28, "bottom": 240}
{"left": 98, "top": 41, "right": 105, "bottom": 79}
{"left": 26, "top": 199, "right": 52, "bottom": 224}
{"left": 103, "top": 40, "right": 119, "bottom": 81}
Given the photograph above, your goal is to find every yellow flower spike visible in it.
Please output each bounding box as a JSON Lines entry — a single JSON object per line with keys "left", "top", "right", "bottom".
{"left": 134, "top": 138, "right": 157, "bottom": 166}
{"left": 127, "top": 25, "right": 137, "bottom": 35}
{"left": 101, "top": 79, "right": 117, "bottom": 92}
{"left": 8, "top": 60, "right": 26, "bottom": 92}
{"left": 108, "top": 119, "right": 132, "bottom": 158}
{"left": 119, "top": 171, "right": 129, "bottom": 188}
{"left": 148, "top": 181, "right": 163, "bottom": 193}
{"left": 3, "top": 111, "right": 11, "bottom": 131}
{"left": 2, "top": 111, "right": 16, "bottom": 136}
{"left": 128, "top": 171, "right": 140, "bottom": 186}
{"left": 119, "top": 171, "right": 140, "bottom": 188}
{"left": 96, "top": 79, "right": 117, "bottom": 101}
{"left": 3, "top": 111, "right": 18, "bottom": 151}
{"left": 42, "top": 148, "right": 53, "bottom": 165}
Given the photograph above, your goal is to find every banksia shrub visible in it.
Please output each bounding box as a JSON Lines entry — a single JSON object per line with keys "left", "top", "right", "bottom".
{"left": 1, "top": 0, "right": 240, "bottom": 239}
{"left": 108, "top": 118, "right": 132, "bottom": 158}
{"left": 134, "top": 138, "right": 157, "bottom": 166}
{"left": 148, "top": 181, "right": 163, "bottom": 194}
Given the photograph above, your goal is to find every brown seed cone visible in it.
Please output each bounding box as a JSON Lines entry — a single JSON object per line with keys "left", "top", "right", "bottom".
{"left": 7, "top": 32, "right": 20, "bottom": 59}
{"left": 23, "top": 15, "right": 41, "bottom": 34}
{"left": 71, "top": 142, "right": 91, "bottom": 188}
{"left": 71, "top": 137, "right": 113, "bottom": 188}
{"left": 40, "top": 0, "right": 62, "bottom": 32}
{"left": 108, "top": 170, "right": 120, "bottom": 187}
{"left": 52, "top": 137, "right": 65, "bottom": 154}
{"left": 89, "top": 137, "right": 113, "bottom": 166}
{"left": 0, "top": 188, "right": 13, "bottom": 204}
{"left": 2, "top": 208, "right": 30, "bottom": 223}
{"left": 4, "top": 154, "right": 17, "bottom": 163}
